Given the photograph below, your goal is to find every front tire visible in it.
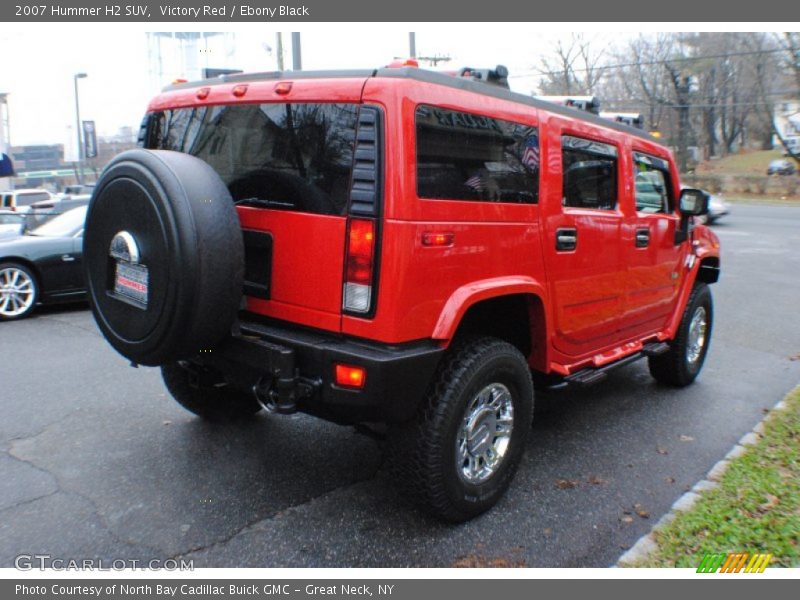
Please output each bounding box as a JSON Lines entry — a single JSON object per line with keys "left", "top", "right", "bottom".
{"left": 387, "top": 337, "right": 534, "bottom": 522}
{"left": 649, "top": 282, "right": 713, "bottom": 387}
{"left": 162, "top": 362, "right": 262, "bottom": 420}
{"left": 0, "top": 262, "right": 38, "bottom": 321}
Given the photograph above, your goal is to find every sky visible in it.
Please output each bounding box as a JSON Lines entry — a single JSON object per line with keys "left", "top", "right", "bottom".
{"left": 0, "top": 24, "right": 621, "bottom": 148}
{"left": 0, "top": 23, "right": 791, "bottom": 148}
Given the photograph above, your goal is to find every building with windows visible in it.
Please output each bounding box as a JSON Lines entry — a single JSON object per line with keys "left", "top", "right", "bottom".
{"left": 774, "top": 99, "right": 800, "bottom": 155}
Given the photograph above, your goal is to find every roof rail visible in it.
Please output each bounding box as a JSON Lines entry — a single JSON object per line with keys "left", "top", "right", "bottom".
{"left": 600, "top": 112, "right": 644, "bottom": 129}
{"left": 534, "top": 95, "right": 601, "bottom": 115}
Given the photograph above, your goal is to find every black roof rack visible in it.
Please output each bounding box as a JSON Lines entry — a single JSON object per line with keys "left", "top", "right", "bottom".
{"left": 163, "top": 67, "right": 657, "bottom": 143}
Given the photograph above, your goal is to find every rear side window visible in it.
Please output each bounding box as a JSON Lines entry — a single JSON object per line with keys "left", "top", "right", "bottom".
{"left": 147, "top": 103, "right": 360, "bottom": 216}
{"left": 634, "top": 152, "right": 673, "bottom": 214}
{"left": 415, "top": 105, "right": 539, "bottom": 204}
{"left": 562, "top": 135, "right": 618, "bottom": 210}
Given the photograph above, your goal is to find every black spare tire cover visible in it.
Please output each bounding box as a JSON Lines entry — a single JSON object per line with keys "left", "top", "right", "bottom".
{"left": 83, "top": 149, "right": 244, "bottom": 366}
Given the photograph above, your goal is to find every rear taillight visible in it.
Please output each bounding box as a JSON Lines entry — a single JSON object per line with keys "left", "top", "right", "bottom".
{"left": 343, "top": 218, "right": 375, "bottom": 314}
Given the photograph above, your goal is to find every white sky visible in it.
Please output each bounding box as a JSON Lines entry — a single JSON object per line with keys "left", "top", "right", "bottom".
{"left": 0, "top": 23, "right": 793, "bottom": 147}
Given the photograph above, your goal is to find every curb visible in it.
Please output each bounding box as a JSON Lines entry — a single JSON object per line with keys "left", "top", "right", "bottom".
{"left": 615, "top": 396, "right": 792, "bottom": 567}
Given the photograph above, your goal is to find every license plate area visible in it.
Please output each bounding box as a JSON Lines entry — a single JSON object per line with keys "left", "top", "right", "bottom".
{"left": 243, "top": 229, "right": 272, "bottom": 300}
{"left": 112, "top": 262, "right": 149, "bottom": 309}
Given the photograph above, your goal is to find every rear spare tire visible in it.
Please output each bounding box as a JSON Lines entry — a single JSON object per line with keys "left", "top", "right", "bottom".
{"left": 83, "top": 149, "right": 244, "bottom": 366}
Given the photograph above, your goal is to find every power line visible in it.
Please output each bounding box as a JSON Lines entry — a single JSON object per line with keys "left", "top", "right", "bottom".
{"left": 511, "top": 47, "right": 789, "bottom": 79}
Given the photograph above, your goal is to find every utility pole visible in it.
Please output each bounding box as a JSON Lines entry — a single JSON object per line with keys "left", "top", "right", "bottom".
{"left": 291, "top": 32, "right": 302, "bottom": 71}
{"left": 409, "top": 32, "right": 416, "bottom": 58}
{"left": 73, "top": 73, "right": 87, "bottom": 185}
{"left": 417, "top": 55, "right": 451, "bottom": 67}
{"left": 275, "top": 33, "right": 284, "bottom": 70}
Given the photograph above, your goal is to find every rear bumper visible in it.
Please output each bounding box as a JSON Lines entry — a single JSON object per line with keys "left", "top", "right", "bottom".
{"left": 197, "top": 316, "right": 444, "bottom": 424}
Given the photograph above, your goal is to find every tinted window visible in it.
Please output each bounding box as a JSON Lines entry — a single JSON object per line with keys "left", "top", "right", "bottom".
{"left": 562, "top": 135, "right": 618, "bottom": 210}
{"left": 634, "top": 152, "right": 672, "bottom": 213}
{"left": 416, "top": 106, "right": 539, "bottom": 204}
{"left": 148, "top": 103, "right": 359, "bottom": 216}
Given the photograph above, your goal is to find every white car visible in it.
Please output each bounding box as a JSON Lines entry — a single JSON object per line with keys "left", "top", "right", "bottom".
{"left": 0, "top": 188, "right": 55, "bottom": 214}
{"left": 681, "top": 186, "right": 730, "bottom": 225}
{"left": 704, "top": 192, "right": 731, "bottom": 225}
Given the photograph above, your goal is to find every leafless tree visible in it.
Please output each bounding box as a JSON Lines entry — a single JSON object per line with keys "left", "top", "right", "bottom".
{"left": 536, "top": 34, "right": 607, "bottom": 96}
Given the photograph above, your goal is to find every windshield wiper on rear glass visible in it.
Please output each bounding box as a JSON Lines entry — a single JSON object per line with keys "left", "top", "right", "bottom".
{"left": 234, "top": 197, "right": 295, "bottom": 209}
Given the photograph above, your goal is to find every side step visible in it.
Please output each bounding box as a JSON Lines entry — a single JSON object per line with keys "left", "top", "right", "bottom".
{"left": 549, "top": 342, "right": 671, "bottom": 390}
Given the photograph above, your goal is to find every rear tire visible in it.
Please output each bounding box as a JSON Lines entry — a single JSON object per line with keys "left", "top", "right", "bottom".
{"left": 162, "top": 362, "right": 262, "bottom": 420}
{"left": 649, "top": 282, "right": 713, "bottom": 387}
{"left": 386, "top": 337, "right": 533, "bottom": 522}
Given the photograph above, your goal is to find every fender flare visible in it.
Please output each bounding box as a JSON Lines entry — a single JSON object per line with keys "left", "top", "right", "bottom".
{"left": 666, "top": 248, "right": 720, "bottom": 336}
{"left": 431, "top": 276, "right": 548, "bottom": 342}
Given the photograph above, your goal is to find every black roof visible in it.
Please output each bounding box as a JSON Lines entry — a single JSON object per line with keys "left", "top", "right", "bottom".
{"left": 164, "top": 67, "right": 658, "bottom": 143}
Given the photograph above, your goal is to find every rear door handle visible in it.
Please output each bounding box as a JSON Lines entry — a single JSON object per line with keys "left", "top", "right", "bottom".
{"left": 555, "top": 228, "right": 578, "bottom": 251}
{"left": 635, "top": 228, "right": 650, "bottom": 248}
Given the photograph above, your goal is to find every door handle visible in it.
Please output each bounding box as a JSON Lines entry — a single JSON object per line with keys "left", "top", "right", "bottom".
{"left": 61, "top": 254, "right": 75, "bottom": 262}
{"left": 555, "top": 228, "right": 578, "bottom": 251}
{"left": 635, "top": 228, "right": 650, "bottom": 248}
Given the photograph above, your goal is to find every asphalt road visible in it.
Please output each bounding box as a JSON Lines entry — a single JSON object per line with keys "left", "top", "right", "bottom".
{"left": 2, "top": 202, "right": 799, "bottom": 568}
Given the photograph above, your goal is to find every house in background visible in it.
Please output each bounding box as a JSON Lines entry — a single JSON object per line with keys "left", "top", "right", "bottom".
{"left": 774, "top": 99, "right": 800, "bottom": 155}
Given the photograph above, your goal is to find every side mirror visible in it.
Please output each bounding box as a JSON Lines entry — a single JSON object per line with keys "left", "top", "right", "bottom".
{"left": 679, "top": 188, "right": 710, "bottom": 217}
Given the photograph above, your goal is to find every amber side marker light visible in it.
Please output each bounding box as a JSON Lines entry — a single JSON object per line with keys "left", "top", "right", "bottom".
{"left": 335, "top": 364, "right": 366, "bottom": 389}
{"left": 421, "top": 232, "right": 455, "bottom": 247}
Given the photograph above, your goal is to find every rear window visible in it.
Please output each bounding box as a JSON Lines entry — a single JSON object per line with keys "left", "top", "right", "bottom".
{"left": 16, "top": 192, "right": 50, "bottom": 207}
{"left": 146, "top": 103, "right": 360, "bottom": 216}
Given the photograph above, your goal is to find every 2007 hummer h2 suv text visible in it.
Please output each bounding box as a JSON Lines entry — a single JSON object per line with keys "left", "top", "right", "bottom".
{"left": 83, "top": 64, "right": 720, "bottom": 522}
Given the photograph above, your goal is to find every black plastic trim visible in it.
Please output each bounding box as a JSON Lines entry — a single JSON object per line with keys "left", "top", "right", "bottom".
{"left": 200, "top": 317, "right": 444, "bottom": 424}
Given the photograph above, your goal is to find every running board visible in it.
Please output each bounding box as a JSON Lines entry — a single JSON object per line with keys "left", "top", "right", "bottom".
{"left": 548, "top": 342, "right": 671, "bottom": 390}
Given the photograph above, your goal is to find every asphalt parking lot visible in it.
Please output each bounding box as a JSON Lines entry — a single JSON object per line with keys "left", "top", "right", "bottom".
{"left": 2, "top": 202, "right": 799, "bottom": 568}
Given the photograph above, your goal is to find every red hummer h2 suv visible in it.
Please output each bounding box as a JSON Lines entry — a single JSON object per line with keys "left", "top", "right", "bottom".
{"left": 83, "top": 65, "right": 720, "bottom": 522}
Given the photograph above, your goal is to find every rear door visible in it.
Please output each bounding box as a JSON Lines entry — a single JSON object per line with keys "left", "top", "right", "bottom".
{"left": 541, "top": 118, "right": 626, "bottom": 358}
{"left": 146, "top": 84, "right": 375, "bottom": 333}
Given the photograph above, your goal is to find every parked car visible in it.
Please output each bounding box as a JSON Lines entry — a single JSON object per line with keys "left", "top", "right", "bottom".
{"left": 681, "top": 186, "right": 730, "bottom": 225}
{"left": 0, "top": 188, "right": 56, "bottom": 213}
{"left": 83, "top": 65, "right": 719, "bottom": 522}
{"left": 704, "top": 193, "right": 731, "bottom": 224}
{"left": 767, "top": 159, "right": 796, "bottom": 176}
{"left": 0, "top": 210, "right": 28, "bottom": 239}
{"left": 0, "top": 206, "right": 87, "bottom": 321}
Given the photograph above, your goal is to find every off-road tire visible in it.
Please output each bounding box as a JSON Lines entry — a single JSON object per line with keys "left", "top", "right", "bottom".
{"left": 162, "top": 363, "right": 262, "bottom": 420}
{"left": 649, "top": 282, "right": 713, "bottom": 387}
{"left": 386, "top": 337, "right": 533, "bottom": 522}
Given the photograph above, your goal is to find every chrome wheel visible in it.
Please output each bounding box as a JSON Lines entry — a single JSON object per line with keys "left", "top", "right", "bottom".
{"left": 456, "top": 382, "right": 514, "bottom": 485}
{"left": 686, "top": 306, "right": 707, "bottom": 365}
{"left": 0, "top": 266, "right": 36, "bottom": 318}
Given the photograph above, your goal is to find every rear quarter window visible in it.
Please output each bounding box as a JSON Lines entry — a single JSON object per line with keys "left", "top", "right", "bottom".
{"left": 415, "top": 105, "right": 539, "bottom": 204}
